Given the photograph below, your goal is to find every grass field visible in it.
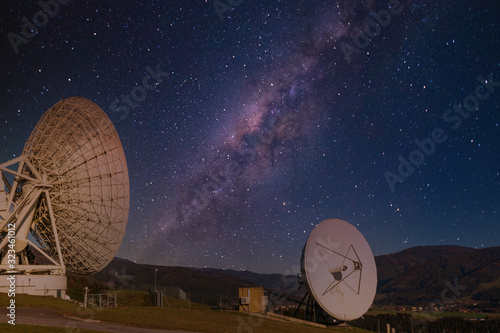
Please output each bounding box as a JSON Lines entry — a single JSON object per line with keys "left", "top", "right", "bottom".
{"left": 411, "top": 311, "right": 500, "bottom": 320}
{"left": 0, "top": 292, "right": 77, "bottom": 309}
{"left": 368, "top": 307, "right": 500, "bottom": 320}
{"left": 1, "top": 292, "right": 371, "bottom": 333}
{"left": 5, "top": 291, "right": 496, "bottom": 332}
{"left": 366, "top": 308, "right": 399, "bottom": 316}
{"left": 0, "top": 323, "right": 102, "bottom": 333}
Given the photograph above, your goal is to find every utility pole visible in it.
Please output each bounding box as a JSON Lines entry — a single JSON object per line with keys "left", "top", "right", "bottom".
{"left": 84, "top": 286, "right": 88, "bottom": 308}
{"left": 154, "top": 268, "right": 158, "bottom": 292}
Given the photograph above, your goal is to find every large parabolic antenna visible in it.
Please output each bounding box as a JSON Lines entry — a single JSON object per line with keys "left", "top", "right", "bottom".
{"left": 301, "top": 219, "right": 377, "bottom": 321}
{"left": 0, "top": 97, "right": 129, "bottom": 296}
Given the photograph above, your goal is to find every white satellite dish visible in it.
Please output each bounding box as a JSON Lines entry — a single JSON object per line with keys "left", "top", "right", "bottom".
{"left": 300, "top": 219, "right": 377, "bottom": 321}
{"left": 0, "top": 97, "right": 129, "bottom": 297}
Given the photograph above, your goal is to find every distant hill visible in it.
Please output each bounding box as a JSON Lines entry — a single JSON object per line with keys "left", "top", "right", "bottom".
{"left": 375, "top": 245, "right": 500, "bottom": 306}
{"left": 65, "top": 245, "right": 500, "bottom": 307}
{"left": 197, "top": 268, "right": 302, "bottom": 296}
{"left": 84, "top": 258, "right": 258, "bottom": 305}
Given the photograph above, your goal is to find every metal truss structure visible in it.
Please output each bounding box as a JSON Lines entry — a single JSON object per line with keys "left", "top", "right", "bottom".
{"left": 0, "top": 97, "right": 130, "bottom": 277}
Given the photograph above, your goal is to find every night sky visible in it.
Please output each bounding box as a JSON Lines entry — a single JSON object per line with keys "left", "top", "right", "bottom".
{"left": 0, "top": 0, "right": 499, "bottom": 274}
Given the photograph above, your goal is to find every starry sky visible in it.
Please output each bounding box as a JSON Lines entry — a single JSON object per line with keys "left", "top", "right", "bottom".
{"left": 0, "top": 0, "right": 499, "bottom": 274}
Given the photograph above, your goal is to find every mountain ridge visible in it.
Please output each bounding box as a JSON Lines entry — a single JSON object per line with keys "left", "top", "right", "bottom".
{"left": 67, "top": 245, "right": 500, "bottom": 307}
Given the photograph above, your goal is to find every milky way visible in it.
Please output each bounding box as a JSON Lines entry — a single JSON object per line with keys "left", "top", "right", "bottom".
{"left": 131, "top": 0, "right": 499, "bottom": 271}
{"left": 1, "top": 0, "right": 498, "bottom": 273}
{"left": 139, "top": 3, "right": 360, "bottom": 261}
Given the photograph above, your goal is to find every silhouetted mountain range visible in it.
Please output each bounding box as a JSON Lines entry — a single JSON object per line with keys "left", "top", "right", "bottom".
{"left": 65, "top": 245, "right": 500, "bottom": 307}
{"left": 375, "top": 245, "right": 500, "bottom": 305}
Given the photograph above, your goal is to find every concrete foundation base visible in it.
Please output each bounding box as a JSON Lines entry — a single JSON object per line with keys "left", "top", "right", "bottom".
{"left": 0, "top": 274, "right": 67, "bottom": 298}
